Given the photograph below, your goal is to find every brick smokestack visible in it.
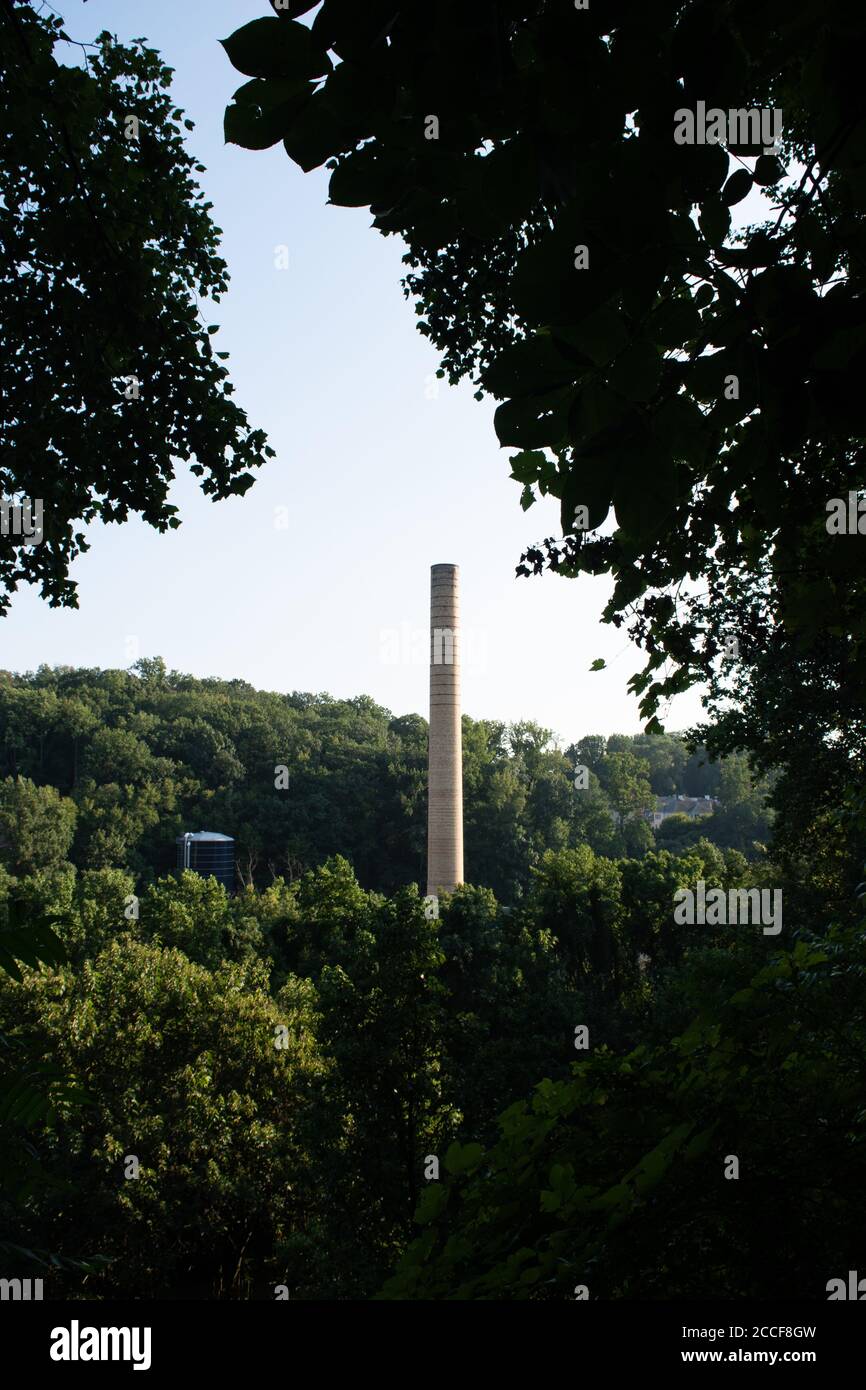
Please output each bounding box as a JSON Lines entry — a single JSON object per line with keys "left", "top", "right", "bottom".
{"left": 427, "top": 563, "right": 463, "bottom": 897}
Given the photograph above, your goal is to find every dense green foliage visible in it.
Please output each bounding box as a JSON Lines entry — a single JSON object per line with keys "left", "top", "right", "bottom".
{"left": 0, "top": 0, "right": 272, "bottom": 613}
{"left": 382, "top": 925, "right": 866, "bottom": 1300}
{"left": 0, "top": 835, "right": 792, "bottom": 1299}
{"left": 0, "top": 658, "right": 852, "bottom": 1302}
{"left": 0, "top": 662, "right": 790, "bottom": 1299}
{"left": 0, "top": 661, "right": 770, "bottom": 904}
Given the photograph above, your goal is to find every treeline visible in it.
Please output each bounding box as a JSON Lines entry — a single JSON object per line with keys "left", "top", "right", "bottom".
{"left": 1, "top": 835, "right": 782, "bottom": 1300}
{"left": 0, "top": 660, "right": 771, "bottom": 904}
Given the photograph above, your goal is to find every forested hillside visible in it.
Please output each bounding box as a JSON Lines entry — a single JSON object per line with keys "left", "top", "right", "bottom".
{"left": 4, "top": 659, "right": 862, "bottom": 1302}
{"left": 0, "top": 659, "right": 770, "bottom": 903}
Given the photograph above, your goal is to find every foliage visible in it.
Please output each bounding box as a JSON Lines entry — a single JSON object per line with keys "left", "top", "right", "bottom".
{"left": 381, "top": 924, "right": 866, "bottom": 1300}
{"left": 0, "top": 775, "right": 76, "bottom": 876}
{"left": 0, "top": 936, "right": 321, "bottom": 1296}
{"left": 0, "top": 665, "right": 770, "bottom": 904}
{"left": 0, "top": 1, "right": 273, "bottom": 612}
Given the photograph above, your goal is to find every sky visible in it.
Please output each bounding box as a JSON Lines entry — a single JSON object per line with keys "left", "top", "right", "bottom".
{"left": 1, "top": 0, "right": 735, "bottom": 744}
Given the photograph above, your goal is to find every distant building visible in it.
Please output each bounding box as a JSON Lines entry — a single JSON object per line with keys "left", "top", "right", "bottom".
{"left": 647, "top": 794, "right": 719, "bottom": 830}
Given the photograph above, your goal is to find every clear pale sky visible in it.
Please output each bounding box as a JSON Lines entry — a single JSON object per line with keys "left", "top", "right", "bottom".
{"left": 3, "top": 0, "right": 718, "bottom": 743}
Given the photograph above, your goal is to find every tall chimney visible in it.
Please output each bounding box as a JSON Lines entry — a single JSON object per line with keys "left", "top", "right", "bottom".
{"left": 427, "top": 563, "right": 463, "bottom": 897}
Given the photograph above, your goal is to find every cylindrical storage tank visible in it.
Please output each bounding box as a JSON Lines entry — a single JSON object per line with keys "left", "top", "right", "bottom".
{"left": 427, "top": 562, "right": 464, "bottom": 897}
{"left": 176, "top": 831, "right": 235, "bottom": 892}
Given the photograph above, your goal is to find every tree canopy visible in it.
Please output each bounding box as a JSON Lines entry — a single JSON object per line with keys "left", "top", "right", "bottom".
{"left": 0, "top": 0, "right": 273, "bottom": 613}
{"left": 222, "top": 0, "right": 866, "bottom": 835}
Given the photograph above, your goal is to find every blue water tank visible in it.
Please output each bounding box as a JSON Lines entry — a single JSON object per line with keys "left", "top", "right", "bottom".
{"left": 176, "top": 831, "right": 235, "bottom": 892}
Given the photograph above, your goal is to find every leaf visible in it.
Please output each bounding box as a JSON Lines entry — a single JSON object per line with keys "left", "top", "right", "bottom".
{"left": 481, "top": 336, "right": 577, "bottom": 399}
{"left": 555, "top": 302, "right": 630, "bottom": 367}
{"left": 559, "top": 450, "right": 612, "bottom": 532}
{"left": 493, "top": 388, "right": 572, "bottom": 449}
{"left": 224, "top": 81, "right": 311, "bottom": 151}
{"left": 753, "top": 154, "right": 784, "bottom": 186}
{"left": 684, "top": 1122, "right": 718, "bottom": 1161}
{"left": 689, "top": 349, "right": 731, "bottom": 401}
{"left": 589, "top": 1182, "right": 632, "bottom": 1211}
{"left": 329, "top": 145, "right": 408, "bottom": 209}
{"left": 283, "top": 89, "right": 349, "bottom": 172}
{"left": 568, "top": 378, "right": 634, "bottom": 444}
{"left": 652, "top": 393, "right": 710, "bottom": 467}
{"left": 415, "top": 1183, "right": 447, "bottom": 1224}
{"left": 508, "top": 449, "right": 547, "bottom": 484}
{"left": 613, "top": 449, "right": 678, "bottom": 541}
{"left": 231, "top": 76, "right": 311, "bottom": 111}
{"left": 0, "top": 946, "right": 23, "bottom": 982}
{"left": 589, "top": 658, "right": 606, "bottom": 671}
{"left": 722, "top": 169, "right": 753, "bottom": 206}
{"left": 221, "top": 17, "right": 331, "bottom": 82}
{"left": 812, "top": 323, "right": 866, "bottom": 370}
{"left": 649, "top": 296, "right": 701, "bottom": 348}
{"left": 607, "top": 338, "right": 661, "bottom": 402}
{"left": 510, "top": 215, "right": 604, "bottom": 326}
{"left": 443, "top": 1141, "right": 484, "bottom": 1175}
{"left": 699, "top": 198, "right": 731, "bottom": 247}
{"left": 224, "top": 103, "right": 278, "bottom": 151}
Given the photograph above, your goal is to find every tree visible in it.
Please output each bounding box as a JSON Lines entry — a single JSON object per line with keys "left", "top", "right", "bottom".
{"left": 597, "top": 749, "right": 654, "bottom": 825}
{"left": 462, "top": 718, "right": 528, "bottom": 901}
{"left": 380, "top": 924, "right": 866, "bottom": 1301}
{"left": 65, "top": 867, "right": 136, "bottom": 963}
{"left": 629, "top": 733, "right": 688, "bottom": 796}
{"left": 436, "top": 883, "right": 576, "bottom": 1138}
{"left": 706, "top": 754, "right": 773, "bottom": 853}
{"left": 0, "top": 893, "right": 100, "bottom": 1280}
{"left": 568, "top": 766, "right": 621, "bottom": 858}
{"left": 522, "top": 845, "right": 625, "bottom": 999}
{"left": 0, "top": 1, "right": 273, "bottom": 613}
{"left": 618, "top": 843, "right": 728, "bottom": 968}
{"left": 0, "top": 775, "right": 76, "bottom": 874}
{"left": 283, "top": 864, "right": 457, "bottom": 1296}
{"left": 140, "top": 871, "right": 233, "bottom": 969}
{"left": 221, "top": 0, "right": 866, "bottom": 858}
{"left": 0, "top": 935, "right": 320, "bottom": 1297}
{"left": 655, "top": 810, "right": 701, "bottom": 847}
